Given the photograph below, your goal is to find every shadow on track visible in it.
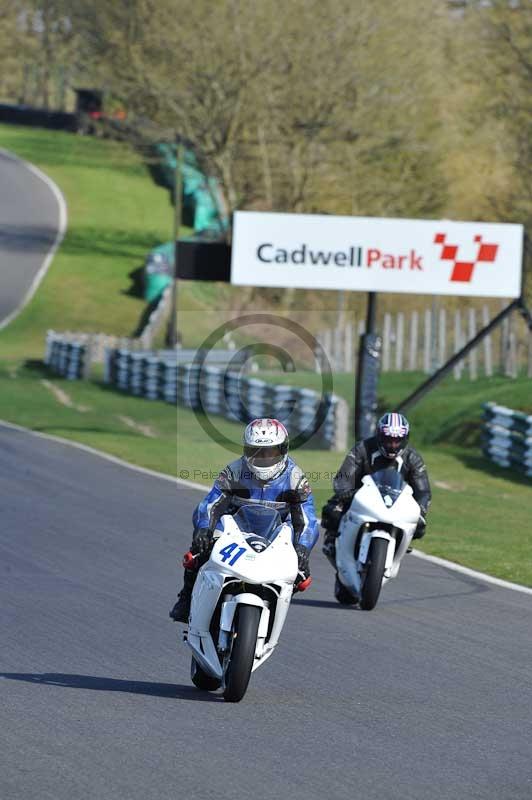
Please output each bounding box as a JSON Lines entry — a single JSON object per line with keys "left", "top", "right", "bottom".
{"left": 293, "top": 581, "right": 489, "bottom": 610}
{"left": 292, "top": 599, "right": 357, "bottom": 610}
{"left": 0, "top": 224, "right": 57, "bottom": 253}
{"left": 0, "top": 673, "right": 221, "bottom": 702}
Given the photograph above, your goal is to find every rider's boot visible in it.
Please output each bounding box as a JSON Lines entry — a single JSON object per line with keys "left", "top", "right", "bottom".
{"left": 322, "top": 529, "right": 338, "bottom": 569}
{"left": 334, "top": 573, "right": 359, "bottom": 606}
{"left": 169, "top": 569, "right": 196, "bottom": 622}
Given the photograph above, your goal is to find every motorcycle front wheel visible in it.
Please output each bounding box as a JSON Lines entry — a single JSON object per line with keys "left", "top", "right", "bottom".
{"left": 360, "top": 538, "right": 388, "bottom": 610}
{"left": 190, "top": 656, "right": 221, "bottom": 691}
{"left": 223, "top": 605, "right": 261, "bottom": 703}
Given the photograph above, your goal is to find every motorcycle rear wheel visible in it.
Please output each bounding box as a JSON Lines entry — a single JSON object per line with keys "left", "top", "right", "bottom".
{"left": 223, "top": 605, "right": 261, "bottom": 703}
{"left": 190, "top": 656, "right": 221, "bottom": 691}
{"left": 360, "top": 538, "right": 388, "bottom": 610}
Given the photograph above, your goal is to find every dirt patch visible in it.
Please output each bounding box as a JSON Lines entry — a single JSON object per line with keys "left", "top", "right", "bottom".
{"left": 116, "top": 415, "right": 158, "bottom": 438}
{"left": 40, "top": 379, "right": 91, "bottom": 412}
{"left": 434, "top": 480, "right": 458, "bottom": 491}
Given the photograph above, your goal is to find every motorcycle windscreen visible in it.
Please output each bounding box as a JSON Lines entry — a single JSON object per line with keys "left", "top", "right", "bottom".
{"left": 232, "top": 504, "right": 283, "bottom": 543}
{"left": 370, "top": 467, "right": 407, "bottom": 508}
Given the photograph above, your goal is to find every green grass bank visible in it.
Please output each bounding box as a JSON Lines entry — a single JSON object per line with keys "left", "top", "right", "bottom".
{"left": 0, "top": 361, "right": 177, "bottom": 475}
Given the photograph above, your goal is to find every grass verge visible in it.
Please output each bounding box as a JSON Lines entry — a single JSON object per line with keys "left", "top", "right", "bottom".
{"left": 0, "top": 361, "right": 176, "bottom": 476}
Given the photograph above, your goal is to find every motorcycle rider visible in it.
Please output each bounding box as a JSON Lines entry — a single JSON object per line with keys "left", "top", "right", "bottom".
{"left": 321, "top": 412, "right": 431, "bottom": 594}
{"left": 170, "top": 418, "right": 319, "bottom": 622}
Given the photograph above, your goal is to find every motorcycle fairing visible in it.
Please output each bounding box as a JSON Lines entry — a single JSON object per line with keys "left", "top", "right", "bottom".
{"left": 336, "top": 474, "right": 420, "bottom": 595}
{"left": 347, "top": 475, "right": 419, "bottom": 528}
{"left": 371, "top": 466, "right": 408, "bottom": 508}
{"left": 211, "top": 517, "right": 298, "bottom": 584}
{"left": 186, "top": 515, "right": 297, "bottom": 681}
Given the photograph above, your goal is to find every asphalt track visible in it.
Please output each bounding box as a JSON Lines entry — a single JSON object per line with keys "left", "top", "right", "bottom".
{"left": 0, "top": 149, "right": 63, "bottom": 327}
{"left": 1, "top": 425, "right": 531, "bottom": 800}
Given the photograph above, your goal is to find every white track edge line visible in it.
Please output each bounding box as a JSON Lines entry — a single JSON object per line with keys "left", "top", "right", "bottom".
{"left": 0, "top": 148, "right": 68, "bottom": 330}
{"left": 411, "top": 548, "right": 532, "bottom": 596}
{"left": 0, "top": 416, "right": 182, "bottom": 485}
{"left": 1, "top": 417, "right": 530, "bottom": 596}
{"left": 174, "top": 476, "right": 211, "bottom": 491}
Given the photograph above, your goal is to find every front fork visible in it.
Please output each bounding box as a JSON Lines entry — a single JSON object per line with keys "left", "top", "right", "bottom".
{"left": 218, "top": 594, "right": 270, "bottom": 655}
{"left": 358, "top": 530, "right": 395, "bottom": 580}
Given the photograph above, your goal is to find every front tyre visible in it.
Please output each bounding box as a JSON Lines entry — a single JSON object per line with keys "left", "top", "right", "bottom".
{"left": 191, "top": 656, "right": 221, "bottom": 691}
{"left": 223, "top": 605, "right": 261, "bottom": 703}
{"left": 360, "top": 538, "right": 388, "bottom": 610}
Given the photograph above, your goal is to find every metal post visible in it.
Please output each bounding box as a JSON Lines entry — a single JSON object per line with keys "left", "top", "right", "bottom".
{"left": 430, "top": 297, "right": 439, "bottom": 372}
{"left": 367, "top": 291, "right": 377, "bottom": 331}
{"left": 354, "top": 292, "right": 381, "bottom": 441}
{"left": 166, "top": 136, "right": 184, "bottom": 348}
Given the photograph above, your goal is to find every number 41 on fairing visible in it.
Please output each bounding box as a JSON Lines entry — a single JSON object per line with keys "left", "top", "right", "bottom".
{"left": 219, "top": 542, "right": 247, "bottom": 566}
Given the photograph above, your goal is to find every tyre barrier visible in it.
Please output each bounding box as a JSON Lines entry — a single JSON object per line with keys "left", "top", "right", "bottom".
{"left": 44, "top": 334, "right": 87, "bottom": 379}
{"left": 0, "top": 103, "right": 77, "bottom": 131}
{"left": 104, "top": 349, "right": 250, "bottom": 398}
{"left": 482, "top": 402, "right": 532, "bottom": 478}
{"left": 104, "top": 350, "right": 348, "bottom": 451}
{"left": 44, "top": 287, "right": 172, "bottom": 378}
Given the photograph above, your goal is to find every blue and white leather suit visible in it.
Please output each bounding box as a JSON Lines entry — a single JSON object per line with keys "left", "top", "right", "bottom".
{"left": 192, "top": 456, "right": 319, "bottom": 551}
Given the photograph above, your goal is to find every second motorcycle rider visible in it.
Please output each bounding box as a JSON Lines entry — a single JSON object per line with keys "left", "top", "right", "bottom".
{"left": 321, "top": 411, "right": 432, "bottom": 603}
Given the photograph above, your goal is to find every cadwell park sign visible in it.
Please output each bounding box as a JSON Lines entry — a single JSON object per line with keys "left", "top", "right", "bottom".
{"left": 231, "top": 211, "right": 524, "bottom": 298}
{"left": 176, "top": 209, "right": 530, "bottom": 440}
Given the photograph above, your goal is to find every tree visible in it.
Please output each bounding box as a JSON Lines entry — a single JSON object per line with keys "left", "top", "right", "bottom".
{"left": 445, "top": 0, "right": 532, "bottom": 298}
{"left": 0, "top": 2, "right": 34, "bottom": 104}
{"left": 70, "top": 0, "right": 449, "bottom": 223}
{"left": 0, "top": 1, "right": 80, "bottom": 108}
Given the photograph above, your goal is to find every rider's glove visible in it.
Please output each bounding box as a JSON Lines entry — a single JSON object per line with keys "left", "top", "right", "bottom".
{"left": 191, "top": 527, "right": 213, "bottom": 555}
{"left": 320, "top": 498, "right": 346, "bottom": 531}
{"left": 413, "top": 515, "right": 426, "bottom": 540}
{"left": 294, "top": 544, "right": 310, "bottom": 581}
{"left": 294, "top": 544, "right": 312, "bottom": 592}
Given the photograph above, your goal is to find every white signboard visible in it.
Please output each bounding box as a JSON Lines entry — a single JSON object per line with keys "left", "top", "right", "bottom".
{"left": 231, "top": 211, "right": 523, "bottom": 298}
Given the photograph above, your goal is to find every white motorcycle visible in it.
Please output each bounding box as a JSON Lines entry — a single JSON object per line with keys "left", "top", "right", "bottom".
{"left": 335, "top": 466, "right": 421, "bottom": 610}
{"left": 184, "top": 503, "right": 307, "bottom": 702}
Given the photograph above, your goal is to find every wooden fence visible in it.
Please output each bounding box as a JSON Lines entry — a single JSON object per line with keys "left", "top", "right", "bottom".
{"left": 317, "top": 304, "right": 532, "bottom": 378}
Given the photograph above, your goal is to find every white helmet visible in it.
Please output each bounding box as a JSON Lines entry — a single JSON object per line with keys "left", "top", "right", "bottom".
{"left": 243, "top": 418, "right": 289, "bottom": 482}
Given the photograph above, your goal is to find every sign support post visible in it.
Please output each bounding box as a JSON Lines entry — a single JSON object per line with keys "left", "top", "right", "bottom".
{"left": 354, "top": 292, "right": 381, "bottom": 441}
{"left": 166, "top": 136, "right": 184, "bottom": 348}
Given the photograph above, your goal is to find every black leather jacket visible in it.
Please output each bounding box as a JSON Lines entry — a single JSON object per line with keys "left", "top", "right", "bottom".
{"left": 322, "top": 436, "right": 432, "bottom": 529}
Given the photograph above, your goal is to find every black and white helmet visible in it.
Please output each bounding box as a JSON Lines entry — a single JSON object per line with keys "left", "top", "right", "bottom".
{"left": 243, "top": 418, "right": 289, "bottom": 481}
{"left": 376, "top": 412, "right": 410, "bottom": 459}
